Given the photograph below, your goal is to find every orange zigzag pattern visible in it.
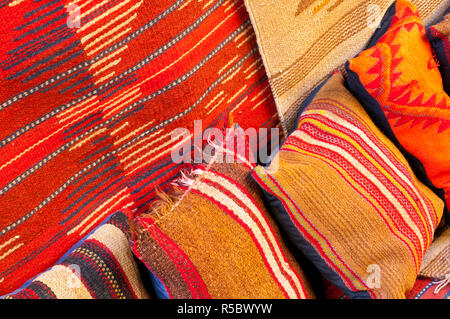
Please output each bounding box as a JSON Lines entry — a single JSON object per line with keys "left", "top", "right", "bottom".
{"left": 360, "top": 3, "right": 450, "bottom": 133}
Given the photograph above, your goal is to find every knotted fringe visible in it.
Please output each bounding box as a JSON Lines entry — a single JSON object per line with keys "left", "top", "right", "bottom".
{"left": 128, "top": 125, "right": 239, "bottom": 239}
{"left": 128, "top": 167, "right": 207, "bottom": 241}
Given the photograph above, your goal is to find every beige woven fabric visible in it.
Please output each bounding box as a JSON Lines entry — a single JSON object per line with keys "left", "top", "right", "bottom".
{"left": 244, "top": 0, "right": 450, "bottom": 133}
{"left": 420, "top": 227, "right": 450, "bottom": 280}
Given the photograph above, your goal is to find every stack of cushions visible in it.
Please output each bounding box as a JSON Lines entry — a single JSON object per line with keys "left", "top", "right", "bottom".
{"left": 346, "top": 0, "right": 450, "bottom": 220}
{"left": 129, "top": 128, "right": 315, "bottom": 299}
{"left": 3, "top": 212, "right": 149, "bottom": 299}
{"left": 253, "top": 71, "right": 445, "bottom": 298}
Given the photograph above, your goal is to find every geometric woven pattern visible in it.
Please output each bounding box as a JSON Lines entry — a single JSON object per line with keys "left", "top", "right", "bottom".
{"left": 0, "top": 0, "right": 279, "bottom": 295}
{"left": 132, "top": 129, "right": 314, "bottom": 299}
{"left": 4, "top": 212, "right": 150, "bottom": 299}
{"left": 348, "top": 0, "right": 450, "bottom": 213}
{"left": 244, "top": 0, "right": 450, "bottom": 133}
{"left": 324, "top": 277, "right": 450, "bottom": 299}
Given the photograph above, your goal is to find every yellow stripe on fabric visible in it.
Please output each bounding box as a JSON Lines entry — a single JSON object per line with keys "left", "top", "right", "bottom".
{"left": 296, "top": 114, "right": 432, "bottom": 247}
{"left": 282, "top": 142, "right": 421, "bottom": 271}
{"left": 253, "top": 166, "right": 369, "bottom": 292}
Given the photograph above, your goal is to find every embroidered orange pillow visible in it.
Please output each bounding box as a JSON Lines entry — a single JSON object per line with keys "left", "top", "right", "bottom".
{"left": 346, "top": 0, "right": 450, "bottom": 220}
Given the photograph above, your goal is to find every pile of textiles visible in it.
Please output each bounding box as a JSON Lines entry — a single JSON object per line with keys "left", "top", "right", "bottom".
{"left": 0, "top": 0, "right": 280, "bottom": 294}
{"left": 0, "top": 0, "right": 449, "bottom": 299}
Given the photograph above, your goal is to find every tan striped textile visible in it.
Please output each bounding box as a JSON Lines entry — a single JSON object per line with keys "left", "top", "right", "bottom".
{"left": 419, "top": 227, "right": 450, "bottom": 280}
{"left": 132, "top": 131, "right": 315, "bottom": 299}
{"left": 244, "top": 0, "right": 450, "bottom": 133}
{"left": 253, "top": 73, "right": 445, "bottom": 298}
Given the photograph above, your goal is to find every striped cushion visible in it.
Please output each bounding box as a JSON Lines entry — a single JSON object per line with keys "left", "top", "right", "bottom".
{"left": 253, "top": 72, "right": 445, "bottom": 298}
{"left": 3, "top": 212, "right": 149, "bottom": 299}
{"left": 130, "top": 129, "right": 314, "bottom": 299}
{"left": 427, "top": 10, "right": 450, "bottom": 94}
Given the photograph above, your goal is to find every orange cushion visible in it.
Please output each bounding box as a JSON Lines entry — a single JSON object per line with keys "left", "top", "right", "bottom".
{"left": 347, "top": 0, "right": 450, "bottom": 214}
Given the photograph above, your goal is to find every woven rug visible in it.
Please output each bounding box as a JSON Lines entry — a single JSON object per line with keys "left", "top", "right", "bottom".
{"left": 419, "top": 227, "right": 450, "bottom": 280}
{"left": 244, "top": 0, "right": 450, "bottom": 133}
{"left": 0, "top": 0, "right": 279, "bottom": 295}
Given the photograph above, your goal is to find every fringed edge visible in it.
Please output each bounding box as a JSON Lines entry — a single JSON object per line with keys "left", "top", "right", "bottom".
{"left": 127, "top": 167, "right": 207, "bottom": 243}
{"left": 127, "top": 124, "right": 253, "bottom": 240}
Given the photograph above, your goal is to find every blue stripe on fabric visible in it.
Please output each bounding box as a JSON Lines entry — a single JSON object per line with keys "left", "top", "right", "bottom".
{"left": 61, "top": 170, "right": 121, "bottom": 215}
{"left": 0, "top": 0, "right": 188, "bottom": 111}
{"left": 0, "top": 213, "right": 114, "bottom": 299}
{"left": 24, "top": 48, "right": 83, "bottom": 83}
{"left": 15, "top": 12, "right": 67, "bottom": 42}
{"left": 92, "top": 135, "right": 109, "bottom": 146}
{"left": 15, "top": 4, "right": 65, "bottom": 31}
{"left": 72, "top": 156, "right": 117, "bottom": 185}
{"left": 42, "top": 67, "right": 87, "bottom": 93}
{"left": 135, "top": 172, "right": 182, "bottom": 211}
{"left": 5, "top": 29, "right": 76, "bottom": 72}
{"left": 8, "top": 40, "right": 80, "bottom": 80}
{"left": 253, "top": 173, "right": 372, "bottom": 299}
{"left": 106, "top": 104, "right": 145, "bottom": 129}
{"left": 24, "top": 0, "right": 62, "bottom": 19}
{"left": 100, "top": 76, "right": 138, "bottom": 101}
{"left": 64, "top": 112, "right": 100, "bottom": 135}
{"left": 0, "top": 0, "right": 230, "bottom": 149}
{"left": 79, "top": 143, "right": 112, "bottom": 164}
{"left": 64, "top": 115, "right": 103, "bottom": 140}
{"left": 0, "top": 181, "right": 131, "bottom": 279}
{"left": 7, "top": 24, "right": 66, "bottom": 55}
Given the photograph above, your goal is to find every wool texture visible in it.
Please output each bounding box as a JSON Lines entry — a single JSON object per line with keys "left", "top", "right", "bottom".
{"left": 419, "top": 226, "right": 450, "bottom": 280}
{"left": 244, "top": 0, "right": 450, "bottom": 133}
{"left": 428, "top": 10, "right": 450, "bottom": 94}
{"left": 131, "top": 128, "right": 314, "bottom": 299}
{"left": 0, "top": 0, "right": 281, "bottom": 295}
{"left": 347, "top": 0, "right": 450, "bottom": 217}
{"left": 253, "top": 73, "right": 445, "bottom": 299}
{"left": 3, "top": 212, "right": 150, "bottom": 299}
{"left": 324, "top": 277, "right": 450, "bottom": 299}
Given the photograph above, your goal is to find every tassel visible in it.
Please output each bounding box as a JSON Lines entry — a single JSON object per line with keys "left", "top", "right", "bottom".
{"left": 433, "top": 274, "right": 450, "bottom": 294}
